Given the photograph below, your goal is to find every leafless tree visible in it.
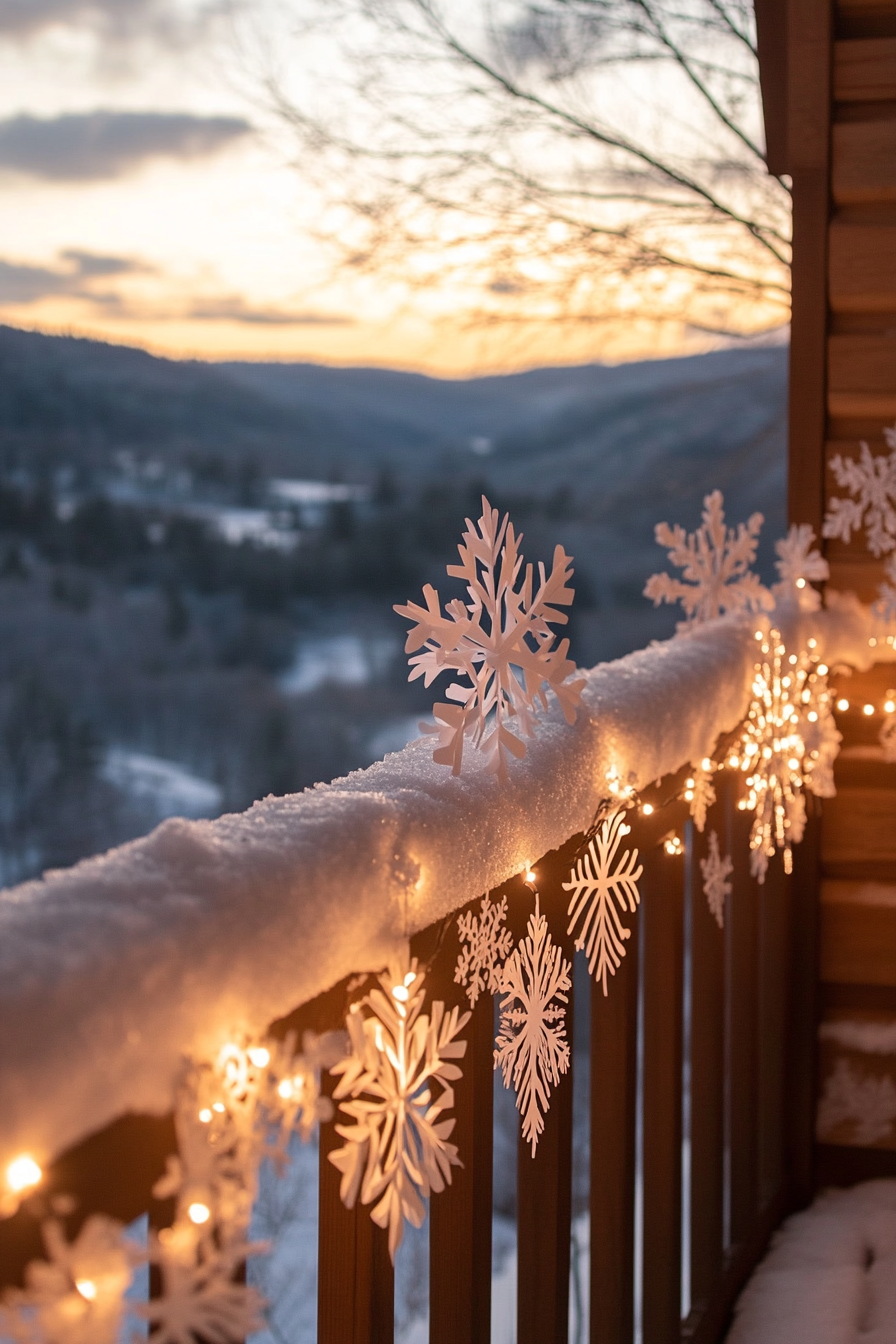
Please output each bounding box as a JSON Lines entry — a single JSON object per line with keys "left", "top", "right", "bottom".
{"left": 258, "top": 0, "right": 790, "bottom": 343}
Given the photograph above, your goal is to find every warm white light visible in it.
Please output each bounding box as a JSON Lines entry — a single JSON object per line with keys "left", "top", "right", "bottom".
{"left": 198, "top": 1108, "right": 212, "bottom": 1123}
{"left": 869, "top": 637, "right": 877, "bottom": 647}
{"left": 248, "top": 1047, "right": 270, "bottom": 1068}
{"left": 403, "top": 972, "right": 416, "bottom": 987}
{"left": 728, "top": 754, "right": 740, "bottom": 768}
{"left": 75, "top": 1279, "right": 97, "bottom": 1301}
{"left": 788, "top": 758, "right": 800, "bottom": 770}
{"left": 817, "top": 664, "right": 828, "bottom": 676}
{"left": 685, "top": 777, "right": 695, "bottom": 788}
{"left": 701, "top": 757, "right": 712, "bottom": 771}
{"left": 795, "top": 578, "right": 806, "bottom": 589}
{"left": 808, "top": 638, "right": 817, "bottom": 649}
{"left": 755, "top": 630, "right": 763, "bottom": 640}
{"left": 525, "top": 868, "right": 537, "bottom": 884}
{"left": 664, "top": 835, "right": 684, "bottom": 856}
{"left": 278, "top": 1079, "right": 294, "bottom": 1100}
{"left": 392, "top": 984, "right": 410, "bottom": 1002}
{"left": 6, "top": 1155, "right": 41, "bottom": 1194}
{"left": 641, "top": 802, "right": 654, "bottom": 815}
{"left": 837, "top": 698, "right": 850, "bottom": 712}
{"left": 212, "top": 1102, "right": 225, "bottom": 1113}
{"left": 188, "top": 1202, "right": 211, "bottom": 1225}
{"left": 684, "top": 789, "right": 694, "bottom": 801}
{"left": 885, "top": 700, "right": 895, "bottom": 714}
{"left": 863, "top": 704, "right": 875, "bottom": 716}
{"left": 808, "top": 711, "right": 818, "bottom": 722}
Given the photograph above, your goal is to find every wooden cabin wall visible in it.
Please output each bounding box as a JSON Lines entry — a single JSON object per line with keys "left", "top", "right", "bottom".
{"left": 784, "top": 0, "right": 896, "bottom": 1185}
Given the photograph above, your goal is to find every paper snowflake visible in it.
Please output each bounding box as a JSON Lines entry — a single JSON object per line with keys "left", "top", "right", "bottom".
{"left": 140, "top": 1238, "right": 266, "bottom": 1344}
{"left": 455, "top": 894, "right": 514, "bottom": 1008}
{"left": 881, "top": 690, "right": 896, "bottom": 763}
{"left": 394, "top": 496, "right": 585, "bottom": 779}
{"left": 700, "top": 831, "right": 732, "bottom": 929}
{"left": 816, "top": 1059, "right": 896, "bottom": 1147}
{"left": 772, "top": 524, "right": 829, "bottom": 610}
{"left": 735, "top": 631, "right": 838, "bottom": 882}
{"left": 644, "top": 490, "right": 773, "bottom": 628}
{"left": 494, "top": 894, "right": 572, "bottom": 1157}
{"left": 823, "top": 427, "right": 896, "bottom": 557}
{"left": 684, "top": 759, "right": 716, "bottom": 833}
{"left": 329, "top": 956, "right": 470, "bottom": 1260}
{"left": 563, "top": 809, "right": 643, "bottom": 995}
{"left": 0, "top": 1215, "right": 139, "bottom": 1344}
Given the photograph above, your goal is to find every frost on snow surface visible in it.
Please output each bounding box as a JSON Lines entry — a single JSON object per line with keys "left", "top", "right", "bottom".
{"left": 563, "top": 810, "right": 642, "bottom": 995}
{"left": 727, "top": 1181, "right": 896, "bottom": 1344}
{"left": 823, "top": 426, "right": 896, "bottom": 557}
{"left": 644, "top": 489, "right": 773, "bottom": 627}
{"left": 494, "top": 894, "right": 571, "bottom": 1157}
{"left": 0, "top": 600, "right": 892, "bottom": 1177}
{"left": 394, "top": 496, "right": 584, "bottom": 779}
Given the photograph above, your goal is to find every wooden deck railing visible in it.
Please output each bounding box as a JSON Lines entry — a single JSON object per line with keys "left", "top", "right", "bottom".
{"left": 0, "top": 753, "right": 815, "bottom": 1344}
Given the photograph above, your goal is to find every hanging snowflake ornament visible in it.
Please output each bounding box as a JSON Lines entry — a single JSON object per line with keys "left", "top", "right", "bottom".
{"left": 644, "top": 489, "right": 773, "bottom": 628}
{"left": 823, "top": 426, "right": 896, "bottom": 557}
{"left": 329, "top": 955, "right": 470, "bottom": 1260}
{"left": 455, "top": 894, "right": 514, "bottom": 1008}
{"left": 772, "top": 523, "right": 829, "bottom": 611}
{"left": 700, "top": 831, "right": 733, "bottom": 929}
{"left": 684, "top": 758, "right": 716, "bottom": 832}
{"left": 733, "top": 630, "right": 839, "bottom": 882}
{"left": 563, "top": 809, "right": 643, "bottom": 995}
{"left": 394, "top": 496, "right": 585, "bottom": 779}
{"left": 494, "top": 893, "right": 572, "bottom": 1157}
{"left": 874, "top": 555, "right": 896, "bottom": 625}
{"left": 140, "top": 1232, "right": 266, "bottom": 1344}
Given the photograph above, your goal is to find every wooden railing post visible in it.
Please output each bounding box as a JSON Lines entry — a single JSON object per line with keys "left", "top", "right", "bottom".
{"left": 726, "top": 795, "right": 759, "bottom": 1252}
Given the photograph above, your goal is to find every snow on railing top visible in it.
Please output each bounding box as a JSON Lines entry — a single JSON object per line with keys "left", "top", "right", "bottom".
{"left": 0, "top": 594, "right": 889, "bottom": 1174}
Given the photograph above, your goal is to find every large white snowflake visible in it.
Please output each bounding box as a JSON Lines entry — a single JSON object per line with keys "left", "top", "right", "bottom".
{"left": 494, "top": 895, "right": 571, "bottom": 1157}
{"left": 736, "top": 631, "right": 839, "bottom": 882}
{"left": 562, "top": 809, "right": 643, "bottom": 995}
{"left": 455, "top": 894, "right": 514, "bottom": 1008}
{"left": 700, "top": 830, "right": 733, "bottom": 929}
{"left": 823, "top": 427, "right": 896, "bottom": 557}
{"left": 684, "top": 758, "right": 716, "bottom": 833}
{"left": 643, "top": 490, "right": 773, "bottom": 628}
{"left": 140, "top": 1236, "right": 266, "bottom": 1344}
{"left": 394, "top": 496, "right": 585, "bottom": 779}
{"left": 329, "top": 956, "right": 470, "bottom": 1260}
{"left": 772, "top": 523, "right": 829, "bottom": 611}
{"left": 816, "top": 1059, "right": 896, "bottom": 1147}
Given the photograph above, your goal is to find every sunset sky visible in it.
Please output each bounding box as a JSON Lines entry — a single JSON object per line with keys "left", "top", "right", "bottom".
{"left": 0, "top": 0, "right": 786, "bottom": 374}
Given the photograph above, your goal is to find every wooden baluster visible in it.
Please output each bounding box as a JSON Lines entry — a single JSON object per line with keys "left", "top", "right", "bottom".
{"left": 515, "top": 842, "right": 578, "bottom": 1344}
{"left": 318, "top": 1065, "right": 394, "bottom": 1344}
{"left": 640, "top": 801, "right": 686, "bottom": 1344}
{"left": 727, "top": 794, "right": 759, "bottom": 1251}
{"left": 414, "top": 901, "right": 494, "bottom": 1344}
{"left": 589, "top": 876, "right": 638, "bottom": 1344}
{"left": 685, "top": 806, "right": 726, "bottom": 1336}
{"left": 757, "top": 848, "right": 789, "bottom": 1214}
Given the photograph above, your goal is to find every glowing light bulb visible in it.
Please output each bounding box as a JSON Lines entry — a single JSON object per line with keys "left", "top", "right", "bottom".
{"left": 836, "top": 698, "right": 849, "bottom": 712}
{"left": 641, "top": 802, "right": 654, "bottom": 815}
{"left": 188, "top": 1202, "right": 211, "bottom": 1225}
{"left": 808, "top": 638, "right": 817, "bottom": 649}
{"left": 885, "top": 700, "right": 895, "bottom": 714}
{"left": 701, "top": 757, "right": 712, "bottom": 771}
{"left": 403, "top": 971, "right": 416, "bottom": 987}
{"left": 278, "top": 1079, "right": 294, "bottom": 1100}
{"left": 75, "top": 1280, "right": 97, "bottom": 1301}
{"left": 524, "top": 867, "right": 537, "bottom": 884}
{"left": 248, "top": 1047, "right": 270, "bottom": 1068}
{"left": 817, "top": 664, "right": 828, "bottom": 676}
{"left": 664, "top": 834, "right": 684, "bottom": 856}
{"left": 6, "top": 1155, "right": 41, "bottom": 1194}
{"left": 198, "top": 1108, "right": 212, "bottom": 1124}
{"left": 807, "top": 711, "right": 818, "bottom": 722}
{"left": 795, "top": 578, "right": 806, "bottom": 589}
{"left": 863, "top": 704, "right": 875, "bottom": 716}
{"left": 788, "top": 758, "right": 800, "bottom": 770}
{"left": 392, "top": 984, "right": 409, "bottom": 1002}
{"left": 755, "top": 630, "right": 763, "bottom": 640}
{"left": 870, "top": 637, "right": 877, "bottom": 647}
{"left": 212, "top": 1102, "right": 225, "bottom": 1114}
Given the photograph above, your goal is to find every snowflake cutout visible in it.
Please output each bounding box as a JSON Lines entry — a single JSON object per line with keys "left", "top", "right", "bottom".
{"left": 816, "top": 1059, "right": 896, "bottom": 1147}
{"left": 0, "top": 1215, "right": 140, "bottom": 1344}
{"left": 823, "top": 427, "right": 896, "bottom": 557}
{"left": 700, "top": 831, "right": 732, "bottom": 929}
{"left": 394, "top": 496, "right": 585, "bottom": 779}
{"left": 494, "top": 894, "right": 571, "bottom": 1157}
{"left": 875, "top": 554, "right": 896, "bottom": 625}
{"left": 736, "top": 631, "right": 839, "bottom": 882}
{"left": 684, "top": 759, "right": 716, "bottom": 833}
{"left": 772, "top": 523, "right": 829, "bottom": 611}
{"left": 455, "top": 894, "right": 514, "bottom": 1008}
{"left": 881, "top": 690, "right": 896, "bottom": 764}
{"left": 329, "top": 955, "right": 469, "bottom": 1260}
{"left": 562, "top": 809, "right": 643, "bottom": 995}
{"left": 140, "top": 1235, "right": 266, "bottom": 1344}
{"left": 644, "top": 489, "right": 773, "bottom": 628}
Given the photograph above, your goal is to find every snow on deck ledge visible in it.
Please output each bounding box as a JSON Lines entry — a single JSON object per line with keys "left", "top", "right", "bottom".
{"left": 0, "top": 600, "right": 888, "bottom": 1173}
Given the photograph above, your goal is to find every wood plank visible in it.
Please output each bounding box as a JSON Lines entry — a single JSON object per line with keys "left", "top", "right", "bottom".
{"left": 834, "top": 37, "right": 896, "bottom": 100}
{"left": 754, "top": 0, "right": 789, "bottom": 173}
{"left": 833, "top": 120, "right": 896, "bottom": 202}
{"left": 829, "top": 222, "right": 896, "bottom": 310}
{"left": 756, "top": 855, "right": 789, "bottom": 1211}
{"left": 786, "top": 813, "right": 822, "bottom": 1210}
{"left": 688, "top": 818, "right": 725, "bottom": 1317}
{"left": 516, "top": 845, "right": 577, "bottom": 1344}
{"left": 826, "top": 556, "right": 890, "bottom": 602}
{"left": 640, "top": 810, "right": 686, "bottom": 1344}
{"left": 822, "top": 788, "right": 896, "bottom": 865}
{"left": 727, "top": 803, "right": 759, "bottom": 1250}
{"left": 828, "top": 333, "right": 896, "bottom": 417}
{"left": 589, "top": 870, "right": 638, "bottom": 1344}
{"left": 820, "top": 879, "right": 896, "bottom": 984}
{"left": 421, "top": 901, "right": 494, "bottom": 1344}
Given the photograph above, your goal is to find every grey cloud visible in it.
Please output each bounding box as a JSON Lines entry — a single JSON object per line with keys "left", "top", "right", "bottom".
{"left": 186, "top": 297, "right": 354, "bottom": 327}
{"left": 0, "top": 111, "right": 252, "bottom": 182}
{"left": 0, "top": 0, "right": 221, "bottom": 44}
{"left": 0, "top": 250, "right": 146, "bottom": 303}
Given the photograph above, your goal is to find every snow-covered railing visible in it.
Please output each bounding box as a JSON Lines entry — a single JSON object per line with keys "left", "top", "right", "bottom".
{"left": 0, "top": 594, "right": 890, "bottom": 1342}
